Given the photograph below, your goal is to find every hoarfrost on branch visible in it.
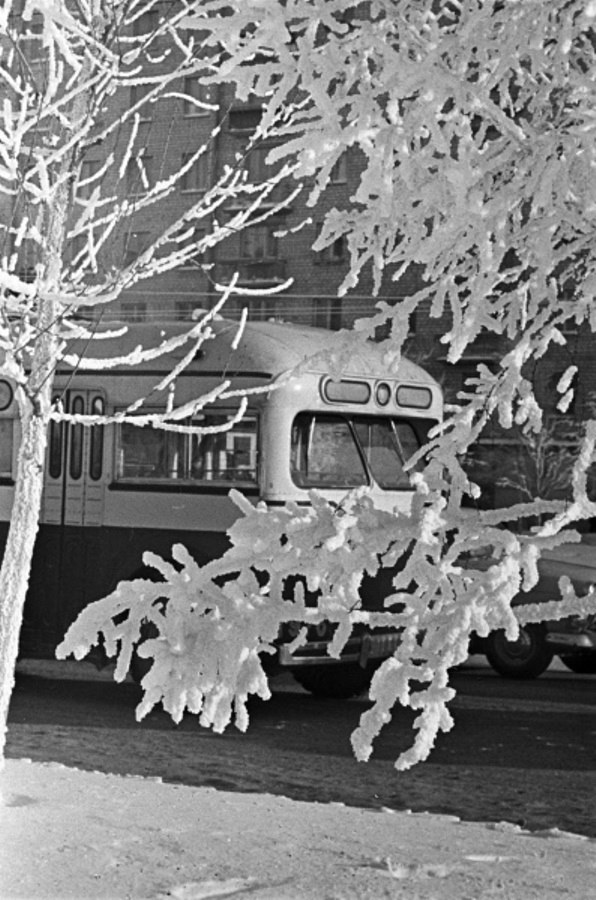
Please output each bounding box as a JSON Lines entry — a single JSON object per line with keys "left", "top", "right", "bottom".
{"left": 10, "top": 0, "right": 596, "bottom": 768}
{"left": 0, "top": 0, "right": 296, "bottom": 762}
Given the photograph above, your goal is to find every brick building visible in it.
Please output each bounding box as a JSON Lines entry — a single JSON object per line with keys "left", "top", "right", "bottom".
{"left": 97, "top": 80, "right": 420, "bottom": 332}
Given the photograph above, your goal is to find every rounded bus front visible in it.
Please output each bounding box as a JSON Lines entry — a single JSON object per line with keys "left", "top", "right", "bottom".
{"left": 0, "top": 319, "right": 442, "bottom": 696}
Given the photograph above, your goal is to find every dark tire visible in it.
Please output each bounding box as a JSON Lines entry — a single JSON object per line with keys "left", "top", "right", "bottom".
{"left": 130, "top": 650, "right": 153, "bottom": 685}
{"left": 292, "top": 663, "right": 373, "bottom": 699}
{"left": 129, "top": 618, "right": 160, "bottom": 685}
{"left": 485, "top": 623, "right": 553, "bottom": 679}
{"left": 559, "top": 654, "right": 596, "bottom": 675}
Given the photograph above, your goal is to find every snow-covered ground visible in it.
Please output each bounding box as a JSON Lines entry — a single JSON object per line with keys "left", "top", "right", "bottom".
{"left": 3, "top": 756, "right": 595, "bottom": 900}
{"left": 2, "top": 659, "right": 595, "bottom": 899}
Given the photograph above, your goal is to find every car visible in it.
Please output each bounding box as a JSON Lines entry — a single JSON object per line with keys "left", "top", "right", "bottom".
{"left": 470, "top": 534, "right": 596, "bottom": 678}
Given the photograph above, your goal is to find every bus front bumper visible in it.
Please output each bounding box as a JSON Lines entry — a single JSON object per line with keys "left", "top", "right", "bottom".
{"left": 278, "top": 630, "right": 401, "bottom": 668}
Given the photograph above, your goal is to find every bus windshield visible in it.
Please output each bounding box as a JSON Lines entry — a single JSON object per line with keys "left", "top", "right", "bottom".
{"left": 290, "top": 413, "right": 421, "bottom": 490}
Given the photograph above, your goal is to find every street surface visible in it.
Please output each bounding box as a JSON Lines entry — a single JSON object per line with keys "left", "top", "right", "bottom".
{"left": 7, "top": 658, "right": 596, "bottom": 838}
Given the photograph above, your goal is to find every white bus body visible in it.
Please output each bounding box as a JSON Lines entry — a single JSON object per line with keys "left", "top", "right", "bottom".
{"left": 0, "top": 319, "right": 442, "bottom": 688}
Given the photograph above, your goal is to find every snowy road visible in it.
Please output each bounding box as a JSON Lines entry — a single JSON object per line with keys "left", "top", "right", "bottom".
{"left": 7, "top": 659, "right": 596, "bottom": 839}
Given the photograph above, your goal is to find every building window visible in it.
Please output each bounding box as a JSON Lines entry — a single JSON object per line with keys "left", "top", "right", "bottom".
{"left": 183, "top": 76, "right": 211, "bottom": 116}
{"left": 69, "top": 233, "right": 86, "bottom": 261}
{"left": 559, "top": 292, "right": 580, "bottom": 335}
{"left": 174, "top": 300, "right": 201, "bottom": 320}
{"left": 329, "top": 156, "right": 347, "bottom": 184}
{"left": 228, "top": 107, "right": 262, "bottom": 133}
{"left": 550, "top": 371, "right": 576, "bottom": 415}
{"left": 132, "top": 9, "right": 160, "bottom": 40}
{"left": 408, "top": 309, "right": 418, "bottom": 334}
{"left": 181, "top": 153, "right": 208, "bottom": 193}
{"left": 130, "top": 83, "right": 154, "bottom": 120}
{"left": 171, "top": 225, "right": 206, "bottom": 268}
{"left": 314, "top": 225, "right": 347, "bottom": 264}
{"left": 239, "top": 224, "right": 277, "bottom": 259}
{"left": 246, "top": 146, "right": 271, "bottom": 183}
{"left": 16, "top": 12, "right": 44, "bottom": 62}
{"left": 121, "top": 300, "right": 147, "bottom": 322}
{"left": 182, "top": 28, "right": 209, "bottom": 55}
{"left": 124, "top": 230, "right": 151, "bottom": 266}
{"left": 77, "top": 160, "right": 101, "bottom": 202}
{"left": 311, "top": 298, "right": 342, "bottom": 330}
{"left": 247, "top": 297, "right": 276, "bottom": 320}
{"left": 126, "top": 154, "right": 153, "bottom": 196}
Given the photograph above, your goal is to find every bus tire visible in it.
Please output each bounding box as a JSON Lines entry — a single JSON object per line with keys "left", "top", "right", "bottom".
{"left": 129, "top": 615, "right": 160, "bottom": 685}
{"left": 130, "top": 650, "right": 152, "bottom": 685}
{"left": 559, "top": 654, "right": 596, "bottom": 675}
{"left": 292, "top": 663, "right": 373, "bottom": 699}
{"left": 485, "top": 623, "right": 553, "bottom": 679}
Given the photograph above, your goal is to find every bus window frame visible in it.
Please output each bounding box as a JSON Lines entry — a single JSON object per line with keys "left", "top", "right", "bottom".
{"left": 290, "top": 411, "right": 429, "bottom": 492}
{"left": 0, "top": 417, "right": 15, "bottom": 482}
{"left": 111, "top": 409, "right": 260, "bottom": 492}
{"left": 69, "top": 395, "right": 85, "bottom": 481}
{"left": 290, "top": 412, "right": 370, "bottom": 491}
{"left": 89, "top": 396, "right": 105, "bottom": 482}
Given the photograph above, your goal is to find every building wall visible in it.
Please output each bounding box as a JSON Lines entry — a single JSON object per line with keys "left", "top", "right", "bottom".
{"left": 96, "top": 78, "right": 422, "bottom": 330}
{"left": 4, "top": 9, "right": 594, "bottom": 520}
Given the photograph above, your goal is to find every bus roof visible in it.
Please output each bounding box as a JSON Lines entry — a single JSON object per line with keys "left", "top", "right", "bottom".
{"left": 64, "top": 317, "right": 438, "bottom": 387}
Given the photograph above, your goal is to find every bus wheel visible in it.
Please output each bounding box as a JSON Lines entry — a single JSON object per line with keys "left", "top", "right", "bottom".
{"left": 130, "top": 650, "right": 152, "bottom": 685}
{"left": 292, "top": 663, "right": 373, "bottom": 699}
{"left": 485, "top": 623, "right": 553, "bottom": 679}
{"left": 559, "top": 654, "right": 596, "bottom": 675}
{"left": 129, "top": 619, "right": 160, "bottom": 685}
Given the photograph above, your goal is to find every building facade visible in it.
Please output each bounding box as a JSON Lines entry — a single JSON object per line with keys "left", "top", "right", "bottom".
{"left": 3, "top": 3, "right": 595, "bottom": 519}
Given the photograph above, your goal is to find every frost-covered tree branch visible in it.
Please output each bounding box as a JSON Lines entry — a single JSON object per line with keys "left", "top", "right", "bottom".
{"left": 0, "top": 0, "right": 298, "bottom": 762}
{"left": 16, "top": 0, "right": 596, "bottom": 771}
{"left": 87, "top": 0, "right": 593, "bottom": 766}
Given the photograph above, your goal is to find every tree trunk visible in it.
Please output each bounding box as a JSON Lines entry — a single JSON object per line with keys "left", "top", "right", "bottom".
{"left": 0, "top": 398, "right": 51, "bottom": 764}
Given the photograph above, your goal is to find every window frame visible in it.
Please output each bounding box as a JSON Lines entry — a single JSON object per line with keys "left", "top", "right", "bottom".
{"left": 182, "top": 76, "right": 211, "bottom": 117}
{"left": 180, "top": 152, "right": 208, "bottom": 193}
{"left": 126, "top": 154, "right": 153, "bottom": 197}
{"left": 290, "top": 412, "right": 424, "bottom": 491}
{"left": 130, "top": 83, "right": 154, "bottom": 121}
{"left": 313, "top": 224, "right": 347, "bottom": 264}
{"left": 113, "top": 412, "right": 259, "bottom": 490}
{"left": 77, "top": 159, "right": 102, "bottom": 202}
{"left": 123, "top": 230, "right": 152, "bottom": 267}
{"left": 0, "top": 418, "right": 15, "bottom": 480}
{"left": 329, "top": 156, "right": 347, "bottom": 184}
{"left": 120, "top": 300, "right": 147, "bottom": 322}
{"left": 239, "top": 223, "right": 278, "bottom": 260}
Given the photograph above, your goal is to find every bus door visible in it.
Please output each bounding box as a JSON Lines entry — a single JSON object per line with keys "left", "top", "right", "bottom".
{"left": 42, "top": 390, "right": 106, "bottom": 527}
{"left": 26, "top": 390, "right": 106, "bottom": 652}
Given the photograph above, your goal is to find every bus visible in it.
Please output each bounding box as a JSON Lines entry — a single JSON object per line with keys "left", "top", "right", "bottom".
{"left": 1, "top": 318, "right": 443, "bottom": 697}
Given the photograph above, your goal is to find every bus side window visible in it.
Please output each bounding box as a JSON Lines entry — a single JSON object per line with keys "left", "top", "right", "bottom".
{"left": 89, "top": 396, "right": 105, "bottom": 481}
{"left": 115, "top": 414, "right": 258, "bottom": 485}
{"left": 0, "top": 419, "right": 14, "bottom": 478}
{"left": 48, "top": 420, "right": 63, "bottom": 478}
{"left": 69, "top": 395, "right": 85, "bottom": 481}
{"left": 116, "top": 424, "right": 167, "bottom": 479}
{"left": 190, "top": 416, "right": 257, "bottom": 483}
